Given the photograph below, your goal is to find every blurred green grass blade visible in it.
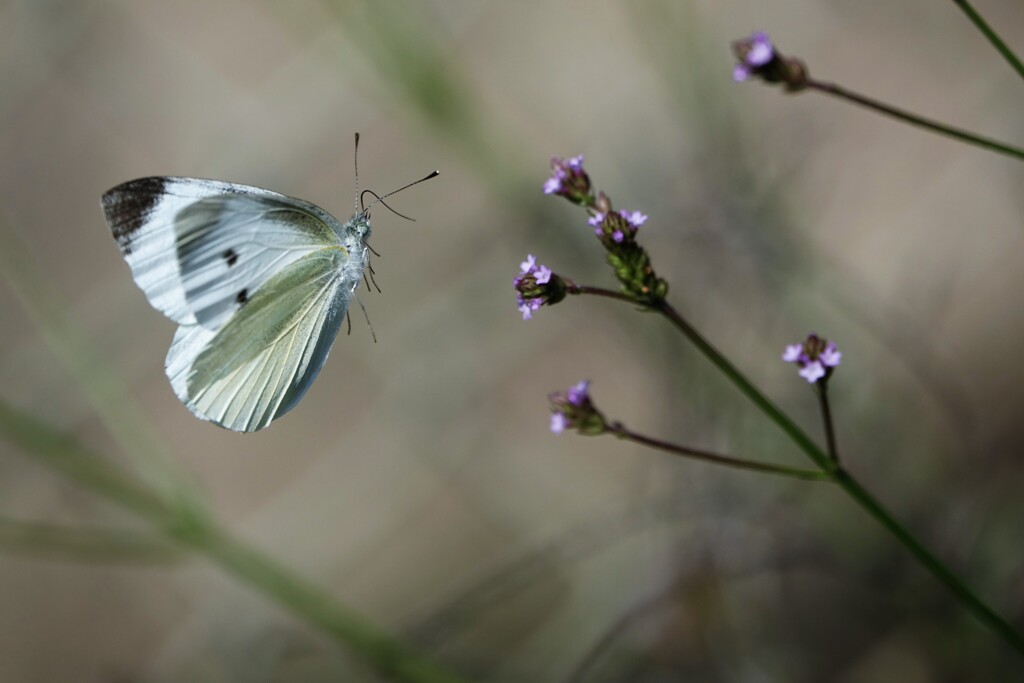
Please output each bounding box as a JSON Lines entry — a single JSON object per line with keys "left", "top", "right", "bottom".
{"left": 0, "top": 398, "right": 469, "bottom": 683}
{"left": 0, "top": 516, "right": 183, "bottom": 564}
{"left": 324, "top": 0, "right": 524, "bottom": 189}
{"left": 0, "top": 397, "right": 172, "bottom": 521}
{"left": 0, "top": 218, "right": 204, "bottom": 512}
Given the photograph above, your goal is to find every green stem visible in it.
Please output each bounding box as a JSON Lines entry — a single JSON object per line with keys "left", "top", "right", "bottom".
{"left": 606, "top": 421, "right": 830, "bottom": 481}
{"left": 952, "top": 0, "right": 1024, "bottom": 82}
{"left": 570, "top": 285, "right": 1024, "bottom": 654}
{"left": 0, "top": 517, "right": 182, "bottom": 564}
{"left": 816, "top": 381, "right": 840, "bottom": 463}
{"left": 804, "top": 78, "right": 1024, "bottom": 162}
{"left": 0, "top": 399, "right": 468, "bottom": 683}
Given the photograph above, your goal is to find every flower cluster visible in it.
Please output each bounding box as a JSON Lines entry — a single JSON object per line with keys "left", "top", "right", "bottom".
{"left": 549, "top": 380, "right": 606, "bottom": 435}
{"left": 783, "top": 334, "right": 842, "bottom": 383}
{"left": 543, "top": 155, "right": 593, "bottom": 206}
{"left": 731, "top": 31, "right": 808, "bottom": 92}
{"left": 588, "top": 209, "right": 648, "bottom": 245}
{"left": 514, "top": 254, "right": 566, "bottom": 320}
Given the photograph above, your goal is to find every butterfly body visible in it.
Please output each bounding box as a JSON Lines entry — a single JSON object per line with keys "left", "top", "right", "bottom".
{"left": 102, "top": 176, "right": 372, "bottom": 432}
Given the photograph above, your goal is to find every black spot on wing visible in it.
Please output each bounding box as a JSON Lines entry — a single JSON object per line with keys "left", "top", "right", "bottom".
{"left": 236, "top": 288, "right": 248, "bottom": 305}
{"left": 100, "top": 177, "right": 168, "bottom": 254}
{"left": 223, "top": 248, "right": 238, "bottom": 266}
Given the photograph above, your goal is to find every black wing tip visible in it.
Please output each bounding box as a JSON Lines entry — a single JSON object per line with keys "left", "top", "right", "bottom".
{"left": 101, "top": 177, "right": 172, "bottom": 251}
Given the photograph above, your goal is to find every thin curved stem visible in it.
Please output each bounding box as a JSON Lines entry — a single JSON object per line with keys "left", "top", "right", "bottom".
{"left": 816, "top": 382, "right": 840, "bottom": 463}
{"left": 804, "top": 78, "right": 1024, "bottom": 162}
{"left": 952, "top": 0, "right": 1024, "bottom": 83}
{"left": 569, "top": 285, "right": 1024, "bottom": 655}
{"left": 607, "top": 421, "right": 830, "bottom": 481}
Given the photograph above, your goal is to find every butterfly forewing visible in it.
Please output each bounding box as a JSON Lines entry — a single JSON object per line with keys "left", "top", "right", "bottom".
{"left": 166, "top": 247, "right": 350, "bottom": 432}
{"left": 101, "top": 178, "right": 342, "bottom": 328}
{"left": 174, "top": 194, "right": 339, "bottom": 329}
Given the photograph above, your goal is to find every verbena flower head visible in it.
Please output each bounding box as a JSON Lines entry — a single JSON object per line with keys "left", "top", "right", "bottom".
{"left": 543, "top": 155, "right": 593, "bottom": 206}
{"left": 783, "top": 334, "right": 842, "bottom": 384}
{"left": 589, "top": 209, "right": 648, "bottom": 246}
{"left": 549, "top": 380, "right": 607, "bottom": 435}
{"left": 731, "top": 31, "right": 808, "bottom": 92}
{"left": 513, "top": 254, "right": 566, "bottom": 319}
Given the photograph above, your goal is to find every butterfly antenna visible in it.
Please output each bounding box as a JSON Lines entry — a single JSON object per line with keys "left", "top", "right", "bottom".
{"left": 361, "top": 189, "right": 415, "bottom": 222}
{"left": 363, "top": 170, "right": 439, "bottom": 216}
{"left": 354, "top": 294, "right": 378, "bottom": 343}
{"left": 353, "top": 132, "right": 361, "bottom": 215}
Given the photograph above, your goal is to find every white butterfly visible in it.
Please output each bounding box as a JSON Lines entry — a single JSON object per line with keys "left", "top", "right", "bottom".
{"left": 102, "top": 137, "right": 436, "bottom": 432}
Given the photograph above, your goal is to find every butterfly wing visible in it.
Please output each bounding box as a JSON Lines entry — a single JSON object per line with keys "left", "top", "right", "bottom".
{"left": 102, "top": 177, "right": 361, "bottom": 432}
{"left": 165, "top": 247, "right": 353, "bottom": 432}
{"left": 101, "top": 177, "right": 342, "bottom": 328}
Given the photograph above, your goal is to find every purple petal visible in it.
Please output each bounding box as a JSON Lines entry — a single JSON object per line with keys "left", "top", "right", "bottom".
{"left": 782, "top": 344, "right": 803, "bottom": 362}
{"left": 535, "top": 265, "right": 552, "bottom": 285}
{"left": 612, "top": 230, "right": 624, "bottom": 243}
{"left": 820, "top": 343, "right": 842, "bottom": 367}
{"left": 543, "top": 177, "right": 562, "bottom": 194}
{"left": 519, "top": 303, "right": 533, "bottom": 320}
{"left": 550, "top": 413, "right": 568, "bottom": 434}
{"left": 748, "top": 32, "right": 774, "bottom": 66}
{"left": 567, "top": 380, "right": 590, "bottom": 405}
{"left": 587, "top": 212, "right": 605, "bottom": 227}
{"left": 520, "top": 254, "right": 536, "bottom": 274}
{"left": 733, "top": 64, "right": 751, "bottom": 82}
{"left": 567, "top": 155, "right": 585, "bottom": 170}
{"left": 621, "top": 210, "right": 648, "bottom": 228}
{"left": 798, "top": 361, "right": 826, "bottom": 383}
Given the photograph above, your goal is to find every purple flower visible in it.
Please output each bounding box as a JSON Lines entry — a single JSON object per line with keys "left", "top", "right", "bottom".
{"left": 549, "top": 380, "right": 605, "bottom": 435}
{"left": 620, "top": 210, "right": 648, "bottom": 228}
{"left": 588, "top": 212, "right": 605, "bottom": 227}
{"left": 566, "top": 380, "right": 590, "bottom": 406}
{"left": 732, "top": 31, "right": 776, "bottom": 82}
{"left": 514, "top": 254, "right": 564, "bottom": 320}
{"left": 781, "top": 344, "right": 804, "bottom": 363}
{"left": 798, "top": 361, "right": 826, "bottom": 384}
{"left": 544, "top": 155, "right": 592, "bottom": 204}
{"left": 783, "top": 334, "right": 842, "bottom": 384}
{"left": 820, "top": 342, "right": 842, "bottom": 367}
{"left": 612, "top": 230, "right": 624, "bottom": 243}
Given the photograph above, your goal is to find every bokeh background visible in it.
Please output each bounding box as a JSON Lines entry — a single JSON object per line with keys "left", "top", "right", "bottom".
{"left": 2, "top": 0, "right": 1024, "bottom": 680}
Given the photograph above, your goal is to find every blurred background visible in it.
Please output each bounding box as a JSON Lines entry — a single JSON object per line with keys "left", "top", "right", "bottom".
{"left": 2, "top": 0, "right": 1024, "bottom": 680}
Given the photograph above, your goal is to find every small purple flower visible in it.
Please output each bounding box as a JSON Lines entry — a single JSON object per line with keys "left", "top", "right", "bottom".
{"left": 733, "top": 31, "right": 775, "bottom": 82}
{"left": 566, "top": 380, "right": 590, "bottom": 406}
{"left": 544, "top": 155, "right": 592, "bottom": 204}
{"left": 820, "top": 342, "right": 842, "bottom": 367}
{"left": 514, "top": 254, "right": 565, "bottom": 320}
{"left": 612, "top": 230, "right": 624, "bottom": 243}
{"left": 588, "top": 212, "right": 605, "bottom": 227}
{"left": 781, "top": 344, "right": 804, "bottom": 363}
{"left": 620, "top": 210, "right": 648, "bottom": 228}
{"left": 549, "top": 380, "right": 605, "bottom": 435}
{"left": 798, "top": 361, "right": 826, "bottom": 384}
{"left": 783, "top": 334, "right": 842, "bottom": 384}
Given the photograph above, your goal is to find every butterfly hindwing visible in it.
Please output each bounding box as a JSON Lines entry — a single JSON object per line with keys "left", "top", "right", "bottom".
{"left": 165, "top": 248, "right": 351, "bottom": 432}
